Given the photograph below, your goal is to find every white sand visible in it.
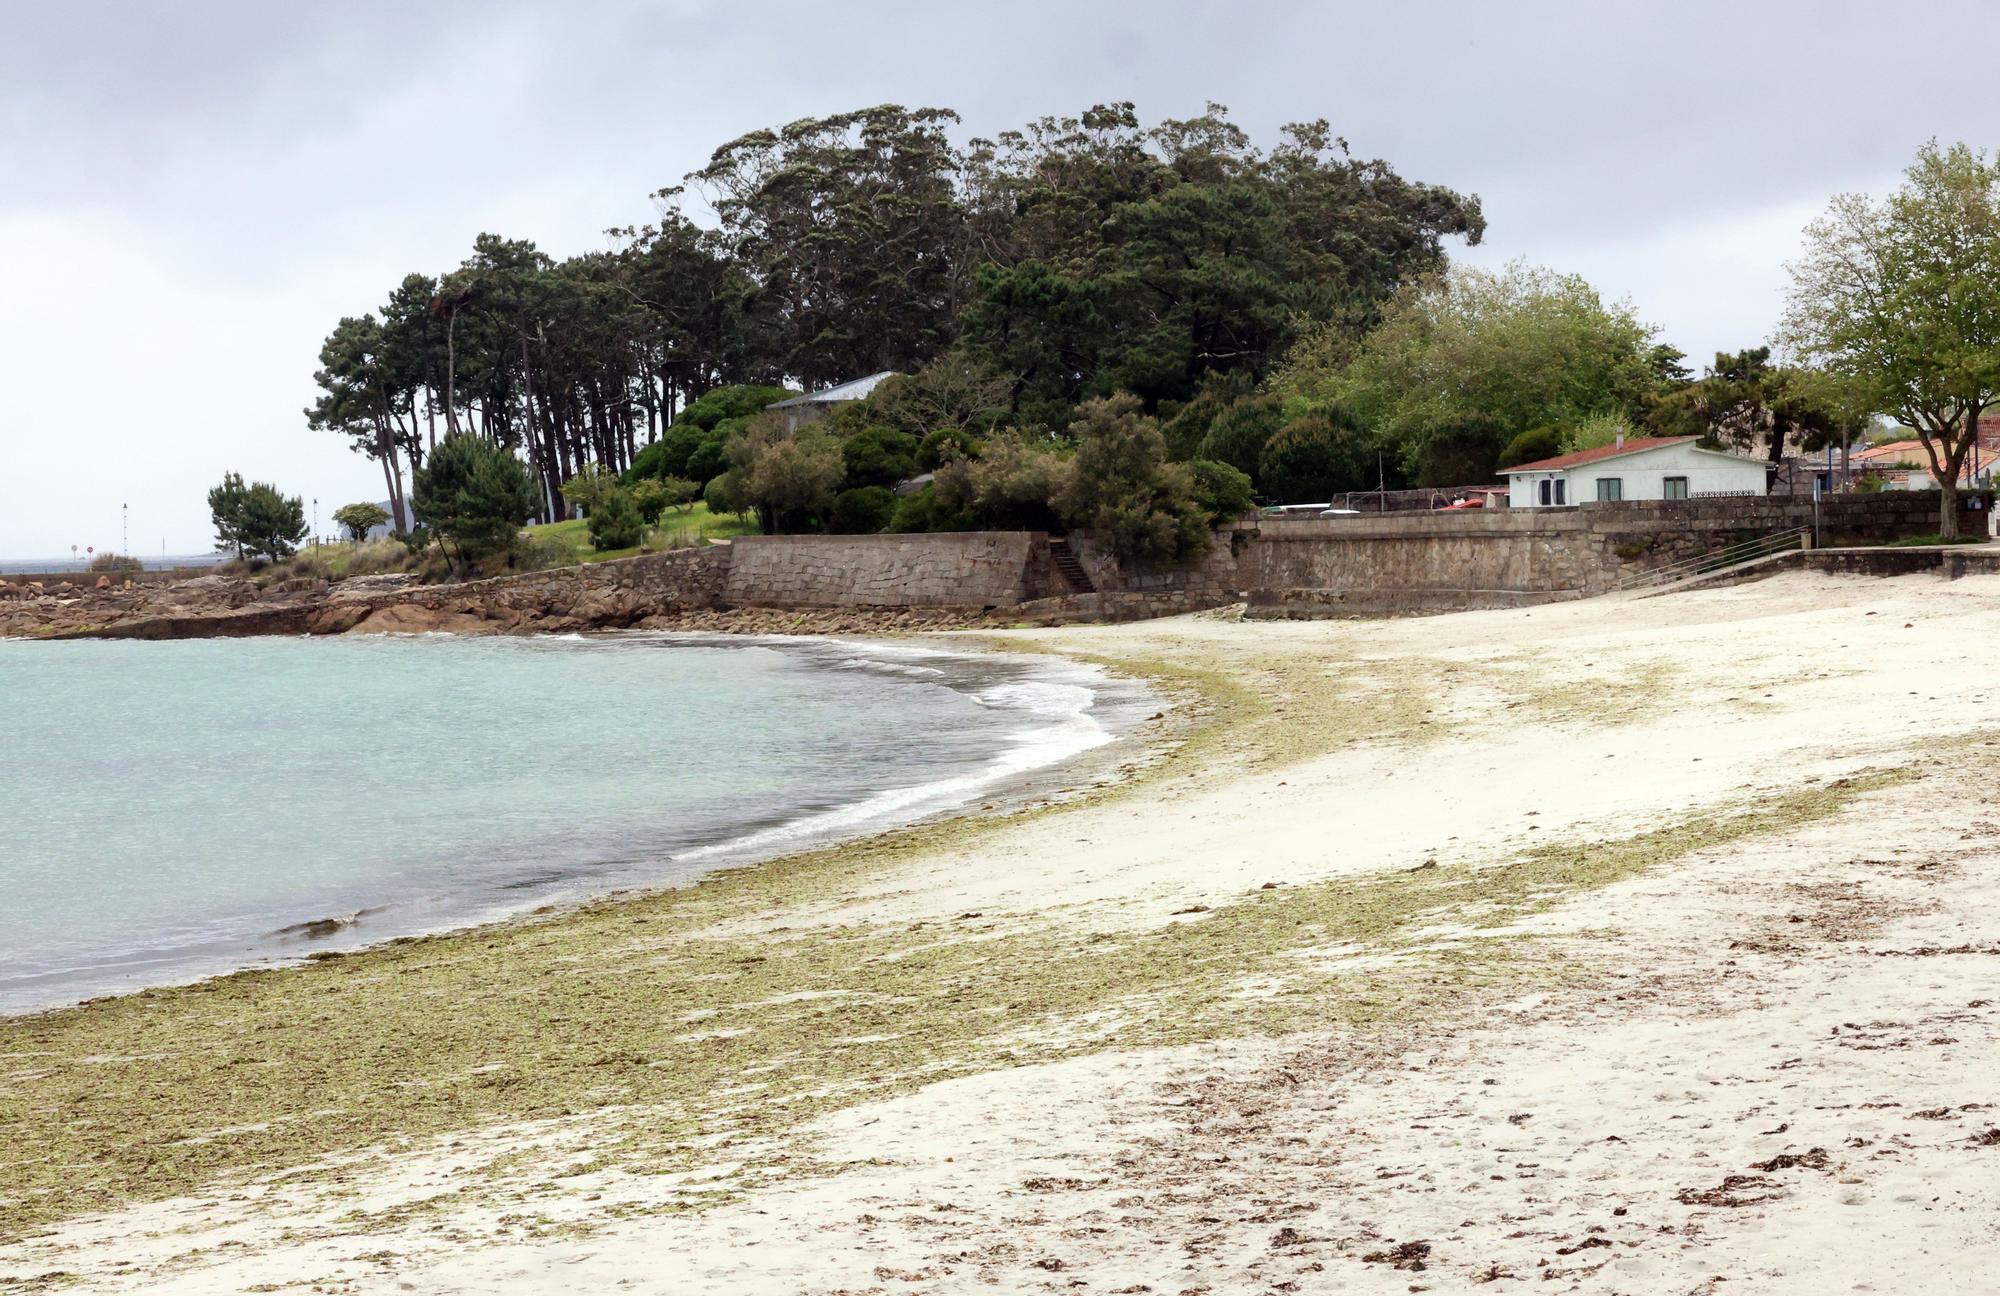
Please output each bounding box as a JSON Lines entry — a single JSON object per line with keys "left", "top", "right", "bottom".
{"left": 9, "top": 569, "right": 2000, "bottom": 1293}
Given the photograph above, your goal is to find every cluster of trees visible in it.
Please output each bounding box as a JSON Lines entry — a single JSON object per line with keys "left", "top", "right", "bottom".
{"left": 306, "top": 101, "right": 1487, "bottom": 541}
{"left": 305, "top": 102, "right": 2000, "bottom": 559}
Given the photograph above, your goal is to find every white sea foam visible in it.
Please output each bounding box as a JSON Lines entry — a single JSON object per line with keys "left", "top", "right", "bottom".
{"left": 672, "top": 651, "right": 1117, "bottom": 865}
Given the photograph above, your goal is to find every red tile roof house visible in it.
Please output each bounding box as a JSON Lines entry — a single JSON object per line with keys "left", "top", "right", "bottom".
{"left": 1502, "top": 436, "right": 1769, "bottom": 507}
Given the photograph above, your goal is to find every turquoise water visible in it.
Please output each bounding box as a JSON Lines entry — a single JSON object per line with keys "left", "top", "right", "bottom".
{"left": 0, "top": 634, "right": 1128, "bottom": 1013}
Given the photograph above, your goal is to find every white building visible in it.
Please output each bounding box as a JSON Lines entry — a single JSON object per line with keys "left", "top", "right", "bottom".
{"left": 1503, "top": 436, "right": 1768, "bottom": 508}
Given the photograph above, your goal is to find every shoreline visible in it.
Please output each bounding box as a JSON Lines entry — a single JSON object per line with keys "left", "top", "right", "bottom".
{"left": 10, "top": 572, "right": 2000, "bottom": 1292}
{"left": 0, "top": 632, "right": 1169, "bottom": 1020}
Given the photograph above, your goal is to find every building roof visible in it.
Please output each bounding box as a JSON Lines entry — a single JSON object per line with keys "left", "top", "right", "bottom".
{"left": 1851, "top": 439, "right": 1925, "bottom": 464}
{"left": 766, "top": 371, "right": 898, "bottom": 409}
{"left": 1501, "top": 436, "right": 1699, "bottom": 474}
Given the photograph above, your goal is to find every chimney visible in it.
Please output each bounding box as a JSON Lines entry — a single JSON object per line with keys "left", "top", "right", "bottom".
{"left": 1616, "top": 429, "right": 1625, "bottom": 450}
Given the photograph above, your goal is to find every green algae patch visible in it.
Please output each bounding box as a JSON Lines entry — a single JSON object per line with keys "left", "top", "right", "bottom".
{"left": 0, "top": 759, "right": 1912, "bottom": 1239}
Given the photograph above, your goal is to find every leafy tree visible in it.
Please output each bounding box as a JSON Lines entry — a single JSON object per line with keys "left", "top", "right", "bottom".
{"left": 560, "top": 464, "right": 618, "bottom": 515}
{"left": 1645, "top": 347, "right": 1872, "bottom": 465}
{"left": 1413, "top": 411, "right": 1509, "bottom": 486}
{"left": 586, "top": 485, "right": 645, "bottom": 550}
{"left": 1258, "top": 411, "right": 1374, "bottom": 501}
{"left": 332, "top": 502, "right": 391, "bottom": 542}
{"left": 689, "top": 106, "right": 966, "bottom": 388}
{"left": 1184, "top": 459, "right": 1255, "bottom": 523}
{"left": 868, "top": 359, "right": 1012, "bottom": 441}
{"left": 1498, "top": 425, "right": 1565, "bottom": 469}
{"left": 726, "top": 417, "right": 847, "bottom": 533}
{"left": 1057, "top": 394, "right": 1211, "bottom": 564}
{"left": 840, "top": 425, "right": 921, "bottom": 489}
{"left": 1277, "top": 262, "right": 1661, "bottom": 477}
{"left": 412, "top": 433, "right": 539, "bottom": 566}
{"left": 830, "top": 486, "right": 897, "bottom": 534}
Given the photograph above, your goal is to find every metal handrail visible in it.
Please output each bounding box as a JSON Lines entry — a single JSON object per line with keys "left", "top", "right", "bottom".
{"left": 1614, "top": 525, "right": 1812, "bottom": 591}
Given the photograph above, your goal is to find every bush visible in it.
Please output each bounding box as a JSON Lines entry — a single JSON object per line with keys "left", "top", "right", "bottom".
{"left": 1161, "top": 391, "right": 1227, "bottom": 461}
{"left": 87, "top": 552, "right": 144, "bottom": 574}
{"left": 1498, "top": 425, "right": 1564, "bottom": 470}
{"left": 1258, "top": 412, "right": 1374, "bottom": 503}
{"left": 830, "top": 486, "right": 897, "bottom": 534}
{"left": 630, "top": 476, "right": 698, "bottom": 523}
{"left": 704, "top": 470, "right": 753, "bottom": 520}
{"left": 686, "top": 426, "right": 737, "bottom": 484}
{"left": 841, "top": 425, "right": 921, "bottom": 489}
{"left": 560, "top": 464, "right": 621, "bottom": 516}
{"left": 1058, "top": 394, "right": 1212, "bottom": 565}
{"left": 917, "top": 424, "right": 979, "bottom": 470}
{"left": 586, "top": 486, "right": 645, "bottom": 550}
{"left": 1184, "top": 459, "right": 1255, "bottom": 524}
{"left": 412, "top": 434, "right": 540, "bottom": 563}
{"left": 932, "top": 432, "right": 1073, "bottom": 531}
{"left": 1194, "top": 395, "right": 1286, "bottom": 484}
{"left": 888, "top": 483, "right": 975, "bottom": 533}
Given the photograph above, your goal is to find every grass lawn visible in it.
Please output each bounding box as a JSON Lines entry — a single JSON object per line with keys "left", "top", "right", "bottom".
{"left": 523, "top": 502, "right": 759, "bottom": 565}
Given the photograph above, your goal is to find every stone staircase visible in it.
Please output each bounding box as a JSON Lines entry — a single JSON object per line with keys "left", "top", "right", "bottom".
{"left": 1048, "top": 538, "right": 1096, "bottom": 595}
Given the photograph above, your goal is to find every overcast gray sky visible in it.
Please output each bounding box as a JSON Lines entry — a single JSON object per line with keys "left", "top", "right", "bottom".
{"left": 4, "top": 0, "right": 1995, "bottom": 558}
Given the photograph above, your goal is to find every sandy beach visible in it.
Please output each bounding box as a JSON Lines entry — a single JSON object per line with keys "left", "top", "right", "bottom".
{"left": 6, "top": 568, "right": 2000, "bottom": 1293}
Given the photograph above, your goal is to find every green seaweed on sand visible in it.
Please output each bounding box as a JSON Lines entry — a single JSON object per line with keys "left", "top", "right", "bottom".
{"left": 0, "top": 754, "right": 1913, "bottom": 1239}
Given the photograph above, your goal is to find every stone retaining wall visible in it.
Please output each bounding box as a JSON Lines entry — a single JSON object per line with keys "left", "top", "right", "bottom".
{"left": 721, "top": 532, "right": 1049, "bottom": 609}
{"left": 1076, "top": 491, "right": 1982, "bottom": 618}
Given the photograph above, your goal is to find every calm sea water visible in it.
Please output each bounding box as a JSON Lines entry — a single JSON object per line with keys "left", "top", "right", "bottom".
{"left": 0, "top": 634, "right": 1133, "bottom": 1013}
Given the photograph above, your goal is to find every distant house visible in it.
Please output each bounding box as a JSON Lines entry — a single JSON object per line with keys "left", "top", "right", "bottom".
{"left": 766, "top": 371, "right": 898, "bottom": 432}
{"left": 1503, "top": 436, "right": 1767, "bottom": 508}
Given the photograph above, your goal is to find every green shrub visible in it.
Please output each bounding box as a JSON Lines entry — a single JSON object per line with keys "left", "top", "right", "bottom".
{"left": 1184, "top": 459, "right": 1255, "bottom": 524}
{"left": 888, "top": 483, "right": 974, "bottom": 533}
{"left": 841, "top": 425, "right": 921, "bottom": 489}
{"left": 87, "top": 552, "right": 144, "bottom": 574}
{"left": 932, "top": 431, "right": 1073, "bottom": 531}
{"left": 704, "top": 469, "right": 753, "bottom": 521}
{"left": 830, "top": 486, "right": 897, "bottom": 534}
{"left": 1258, "top": 411, "right": 1372, "bottom": 503}
{"left": 586, "top": 486, "right": 645, "bottom": 550}
{"left": 917, "top": 425, "right": 979, "bottom": 470}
